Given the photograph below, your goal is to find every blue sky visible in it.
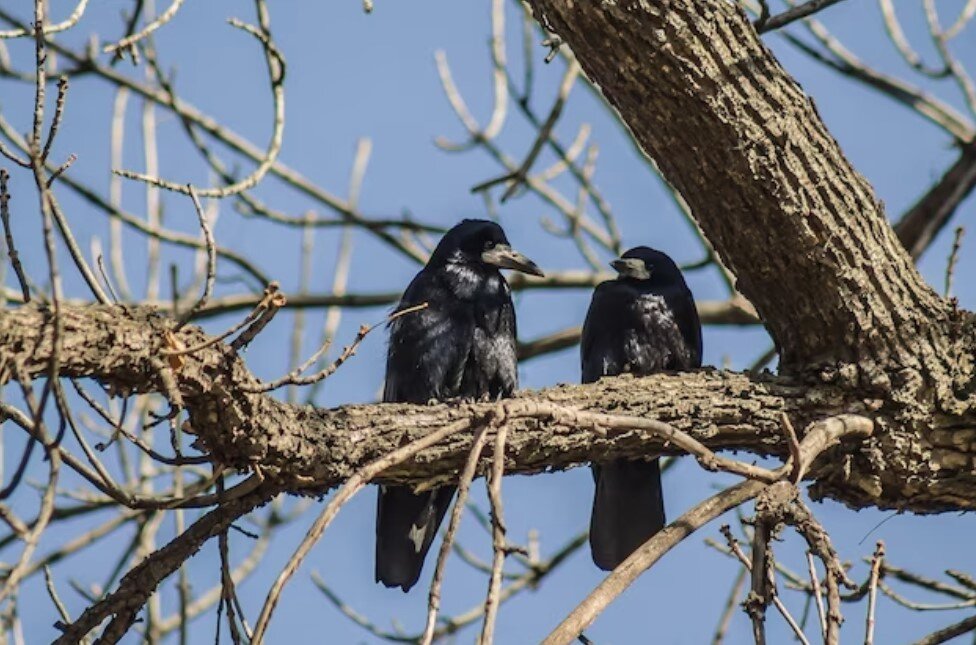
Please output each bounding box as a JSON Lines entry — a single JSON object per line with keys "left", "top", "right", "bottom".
{"left": 1, "top": 0, "right": 975, "bottom": 643}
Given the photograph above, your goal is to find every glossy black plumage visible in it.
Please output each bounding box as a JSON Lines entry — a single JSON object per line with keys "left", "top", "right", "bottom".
{"left": 376, "top": 219, "right": 542, "bottom": 592}
{"left": 581, "top": 246, "right": 701, "bottom": 571}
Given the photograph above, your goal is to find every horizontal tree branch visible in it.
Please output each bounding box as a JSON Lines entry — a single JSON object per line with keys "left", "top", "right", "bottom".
{"left": 2, "top": 304, "right": 973, "bottom": 513}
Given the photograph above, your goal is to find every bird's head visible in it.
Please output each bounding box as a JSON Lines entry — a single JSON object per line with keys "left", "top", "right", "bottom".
{"left": 430, "top": 219, "right": 544, "bottom": 277}
{"left": 610, "top": 246, "right": 683, "bottom": 284}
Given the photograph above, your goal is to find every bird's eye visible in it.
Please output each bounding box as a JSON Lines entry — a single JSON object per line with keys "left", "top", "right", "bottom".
{"left": 483, "top": 240, "right": 496, "bottom": 250}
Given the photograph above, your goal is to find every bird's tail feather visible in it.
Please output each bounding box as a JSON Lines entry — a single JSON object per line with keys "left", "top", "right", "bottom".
{"left": 375, "top": 485, "right": 456, "bottom": 592}
{"left": 589, "top": 458, "right": 665, "bottom": 571}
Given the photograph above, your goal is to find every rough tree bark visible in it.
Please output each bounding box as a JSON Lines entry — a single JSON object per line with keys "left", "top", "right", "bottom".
{"left": 2, "top": 6, "right": 976, "bottom": 634}
{"left": 522, "top": 0, "right": 976, "bottom": 505}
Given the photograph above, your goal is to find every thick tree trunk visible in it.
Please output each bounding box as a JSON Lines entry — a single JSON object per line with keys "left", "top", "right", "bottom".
{"left": 528, "top": 0, "right": 954, "bottom": 372}
{"left": 521, "top": 0, "right": 976, "bottom": 504}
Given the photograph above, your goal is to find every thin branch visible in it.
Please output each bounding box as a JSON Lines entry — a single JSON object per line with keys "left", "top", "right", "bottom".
{"left": 807, "top": 551, "right": 827, "bottom": 640}
{"left": 781, "top": 20, "right": 974, "bottom": 141}
{"left": 241, "top": 303, "right": 429, "bottom": 393}
{"left": 878, "top": 0, "right": 948, "bottom": 78}
{"left": 313, "top": 530, "right": 588, "bottom": 644}
{"left": 40, "top": 76, "right": 69, "bottom": 163}
{"left": 0, "top": 168, "right": 29, "bottom": 301}
{"left": 865, "top": 541, "right": 884, "bottom": 645}
{"left": 420, "top": 424, "right": 493, "bottom": 645}
{"left": 479, "top": 422, "right": 510, "bottom": 645}
{"left": 113, "top": 8, "right": 285, "bottom": 199}
{"left": 542, "top": 479, "right": 768, "bottom": 645}
{"left": 44, "top": 566, "right": 73, "bottom": 629}
{"left": 540, "top": 415, "right": 873, "bottom": 644}
{"left": 923, "top": 0, "right": 976, "bottom": 116}
{"left": 173, "top": 185, "right": 217, "bottom": 328}
{"left": 0, "top": 0, "right": 89, "bottom": 39}
{"left": 944, "top": 226, "right": 965, "bottom": 298}
{"left": 103, "top": 0, "right": 186, "bottom": 55}
{"left": 945, "top": 0, "right": 976, "bottom": 39}
{"left": 720, "top": 525, "right": 809, "bottom": 645}
{"left": 472, "top": 61, "right": 580, "bottom": 201}
{"left": 911, "top": 615, "right": 976, "bottom": 645}
{"left": 895, "top": 145, "right": 976, "bottom": 260}
{"left": 758, "top": 0, "right": 848, "bottom": 33}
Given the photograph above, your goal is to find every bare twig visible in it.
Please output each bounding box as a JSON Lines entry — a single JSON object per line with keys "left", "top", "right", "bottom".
{"left": 782, "top": 18, "right": 974, "bottom": 141}
{"left": 896, "top": 146, "right": 976, "bottom": 260}
{"left": 746, "top": 520, "right": 772, "bottom": 645}
{"left": 865, "top": 541, "right": 884, "bottom": 645}
{"left": 173, "top": 185, "right": 217, "bottom": 328}
{"left": 880, "top": 562, "right": 975, "bottom": 601}
{"left": 878, "top": 0, "right": 948, "bottom": 77}
{"left": 721, "top": 525, "right": 810, "bottom": 645}
{"left": 758, "top": 0, "right": 848, "bottom": 33}
{"left": 45, "top": 153, "right": 76, "bottom": 187}
{"left": 107, "top": 86, "right": 132, "bottom": 300}
{"left": 103, "top": 0, "right": 186, "bottom": 55}
{"left": 40, "top": 76, "right": 69, "bottom": 163}
{"left": 923, "top": 0, "right": 976, "bottom": 116}
{"left": 44, "top": 567, "right": 72, "bottom": 630}
{"left": 54, "top": 485, "right": 277, "bottom": 644}
{"left": 944, "top": 226, "right": 965, "bottom": 297}
{"left": 0, "top": 169, "right": 29, "bottom": 301}
{"left": 753, "top": 0, "right": 771, "bottom": 31}
{"left": 807, "top": 551, "right": 827, "bottom": 640}
{"left": 945, "top": 0, "right": 976, "bottom": 39}
{"left": 780, "top": 413, "right": 804, "bottom": 483}
{"left": 479, "top": 423, "right": 509, "bottom": 644}
{"left": 419, "top": 423, "right": 492, "bottom": 645}
{"left": 241, "top": 303, "right": 428, "bottom": 393}
{"left": 0, "top": 0, "right": 89, "bottom": 39}
{"left": 911, "top": 614, "right": 976, "bottom": 645}
{"left": 542, "top": 480, "right": 768, "bottom": 645}
{"left": 946, "top": 570, "right": 976, "bottom": 592}
{"left": 229, "top": 284, "right": 288, "bottom": 350}
{"left": 309, "top": 572, "right": 416, "bottom": 642}
{"left": 113, "top": 6, "right": 285, "bottom": 199}
{"left": 541, "top": 416, "right": 872, "bottom": 644}
{"left": 472, "top": 61, "right": 579, "bottom": 201}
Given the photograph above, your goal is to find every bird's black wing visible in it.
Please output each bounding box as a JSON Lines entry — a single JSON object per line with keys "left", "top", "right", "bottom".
{"left": 495, "top": 294, "right": 519, "bottom": 396}
{"left": 461, "top": 280, "right": 519, "bottom": 399}
{"left": 661, "top": 283, "right": 702, "bottom": 368}
{"left": 376, "top": 269, "right": 472, "bottom": 592}
{"left": 581, "top": 282, "right": 627, "bottom": 384}
{"left": 383, "top": 270, "right": 473, "bottom": 403}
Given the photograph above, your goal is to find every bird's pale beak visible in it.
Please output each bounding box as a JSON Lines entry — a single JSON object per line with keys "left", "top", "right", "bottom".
{"left": 482, "top": 244, "right": 545, "bottom": 277}
{"left": 610, "top": 257, "right": 651, "bottom": 280}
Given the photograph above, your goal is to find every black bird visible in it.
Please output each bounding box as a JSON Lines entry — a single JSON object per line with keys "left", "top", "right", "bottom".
{"left": 376, "top": 219, "right": 543, "bottom": 592}
{"left": 581, "top": 246, "right": 701, "bottom": 571}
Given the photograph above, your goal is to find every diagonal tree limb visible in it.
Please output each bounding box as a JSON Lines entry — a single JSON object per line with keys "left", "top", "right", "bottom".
{"left": 53, "top": 484, "right": 279, "bottom": 644}
{"left": 541, "top": 479, "right": 768, "bottom": 645}
{"left": 895, "top": 142, "right": 976, "bottom": 259}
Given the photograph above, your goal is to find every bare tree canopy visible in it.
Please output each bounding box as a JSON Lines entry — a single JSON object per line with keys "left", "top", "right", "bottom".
{"left": 0, "top": 0, "right": 974, "bottom": 643}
